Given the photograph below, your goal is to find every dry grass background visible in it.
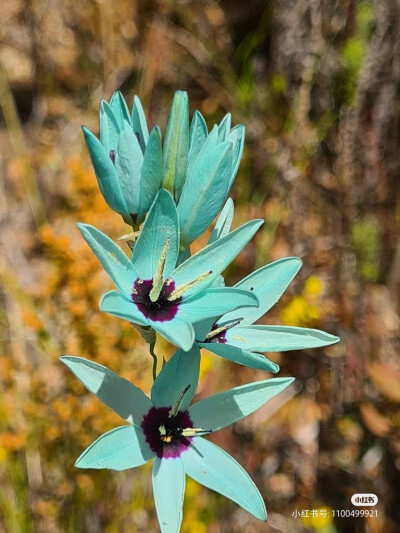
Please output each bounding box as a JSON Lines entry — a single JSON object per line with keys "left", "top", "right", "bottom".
{"left": 0, "top": 0, "right": 399, "bottom": 531}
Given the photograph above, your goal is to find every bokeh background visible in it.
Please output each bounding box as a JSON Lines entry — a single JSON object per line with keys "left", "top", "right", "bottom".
{"left": 1, "top": 0, "right": 399, "bottom": 531}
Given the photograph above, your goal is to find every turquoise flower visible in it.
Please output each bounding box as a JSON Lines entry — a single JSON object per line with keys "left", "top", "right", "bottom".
{"left": 61, "top": 346, "right": 294, "bottom": 532}
{"left": 78, "top": 190, "right": 262, "bottom": 351}
{"left": 194, "top": 201, "right": 340, "bottom": 371}
{"left": 83, "top": 91, "right": 162, "bottom": 225}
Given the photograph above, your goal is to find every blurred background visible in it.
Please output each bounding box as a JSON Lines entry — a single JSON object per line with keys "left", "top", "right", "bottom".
{"left": 0, "top": 0, "right": 399, "bottom": 531}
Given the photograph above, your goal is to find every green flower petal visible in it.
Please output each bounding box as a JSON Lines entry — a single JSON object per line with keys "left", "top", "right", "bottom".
{"left": 177, "top": 141, "right": 233, "bottom": 246}
{"left": 228, "top": 125, "right": 245, "bottom": 188}
{"left": 75, "top": 426, "right": 153, "bottom": 470}
{"left": 82, "top": 126, "right": 128, "bottom": 216}
{"left": 188, "top": 110, "right": 207, "bottom": 167}
{"left": 178, "top": 288, "right": 258, "bottom": 322}
{"left": 221, "top": 257, "right": 302, "bottom": 326}
{"left": 151, "top": 345, "right": 200, "bottom": 408}
{"left": 208, "top": 197, "right": 234, "bottom": 244}
{"left": 100, "top": 101, "right": 122, "bottom": 150}
{"left": 60, "top": 356, "right": 152, "bottom": 424}
{"left": 186, "top": 123, "right": 217, "bottom": 176}
{"left": 132, "top": 190, "right": 179, "bottom": 280}
{"left": 99, "top": 290, "right": 148, "bottom": 326}
{"left": 151, "top": 318, "right": 195, "bottom": 352}
{"left": 225, "top": 325, "right": 340, "bottom": 352}
{"left": 110, "top": 91, "right": 131, "bottom": 127}
{"left": 77, "top": 223, "right": 137, "bottom": 295}
{"left": 138, "top": 126, "right": 163, "bottom": 218}
{"left": 176, "top": 247, "right": 191, "bottom": 267}
{"left": 188, "top": 377, "right": 294, "bottom": 431}
{"left": 162, "top": 91, "right": 189, "bottom": 201}
{"left": 132, "top": 95, "right": 149, "bottom": 152}
{"left": 182, "top": 438, "right": 267, "bottom": 521}
{"left": 217, "top": 113, "right": 231, "bottom": 141}
{"left": 172, "top": 218, "right": 263, "bottom": 299}
{"left": 152, "top": 457, "right": 185, "bottom": 533}
{"left": 199, "top": 342, "right": 279, "bottom": 373}
{"left": 193, "top": 318, "right": 215, "bottom": 341}
{"left": 114, "top": 123, "right": 143, "bottom": 214}
{"left": 211, "top": 274, "right": 225, "bottom": 288}
{"left": 99, "top": 101, "right": 119, "bottom": 151}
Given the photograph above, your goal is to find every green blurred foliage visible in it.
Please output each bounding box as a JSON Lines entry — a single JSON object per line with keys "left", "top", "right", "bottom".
{"left": 336, "top": 0, "right": 374, "bottom": 106}
{"left": 351, "top": 218, "right": 380, "bottom": 282}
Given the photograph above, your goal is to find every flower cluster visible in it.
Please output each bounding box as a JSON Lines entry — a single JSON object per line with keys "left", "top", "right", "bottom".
{"left": 63, "top": 91, "right": 339, "bottom": 532}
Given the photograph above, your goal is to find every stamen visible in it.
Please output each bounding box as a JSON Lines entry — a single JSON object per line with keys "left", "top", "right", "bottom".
{"left": 149, "top": 239, "right": 170, "bottom": 302}
{"left": 181, "top": 427, "right": 212, "bottom": 437}
{"left": 206, "top": 320, "right": 241, "bottom": 341}
{"left": 167, "top": 270, "right": 213, "bottom": 301}
{"left": 159, "top": 424, "right": 173, "bottom": 443}
{"left": 168, "top": 384, "right": 191, "bottom": 419}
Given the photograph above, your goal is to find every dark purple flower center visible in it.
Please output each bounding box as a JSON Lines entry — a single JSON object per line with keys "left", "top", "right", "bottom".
{"left": 131, "top": 278, "right": 182, "bottom": 322}
{"left": 141, "top": 407, "right": 193, "bottom": 459}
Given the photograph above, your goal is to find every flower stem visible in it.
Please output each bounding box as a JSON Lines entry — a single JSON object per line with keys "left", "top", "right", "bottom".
{"left": 149, "top": 341, "right": 158, "bottom": 381}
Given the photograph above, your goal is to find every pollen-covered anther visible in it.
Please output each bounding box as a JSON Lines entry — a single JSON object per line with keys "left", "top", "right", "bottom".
{"left": 181, "top": 427, "right": 212, "bottom": 437}
{"left": 149, "top": 239, "right": 170, "bottom": 302}
{"left": 167, "top": 270, "right": 213, "bottom": 301}
{"left": 205, "top": 320, "right": 241, "bottom": 341}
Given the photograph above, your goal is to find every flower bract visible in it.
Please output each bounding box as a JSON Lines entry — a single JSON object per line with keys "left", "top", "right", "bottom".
{"left": 175, "top": 103, "right": 245, "bottom": 247}
{"left": 83, "top": 91, "right": 163, "bottom": 226}
{"left": 83, "top": 90, "right": 245, "bottom": 247}
{"left": 61, "top": 346, "right": 294, "bottom": 532}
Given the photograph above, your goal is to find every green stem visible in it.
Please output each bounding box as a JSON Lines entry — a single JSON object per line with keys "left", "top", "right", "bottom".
{"left": 149, "top": 341, "right": 158, "bottom": 381}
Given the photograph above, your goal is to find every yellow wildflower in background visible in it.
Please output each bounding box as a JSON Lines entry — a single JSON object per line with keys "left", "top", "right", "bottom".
{"left": 280, "top": 275, "right": 323, "bottom": 327}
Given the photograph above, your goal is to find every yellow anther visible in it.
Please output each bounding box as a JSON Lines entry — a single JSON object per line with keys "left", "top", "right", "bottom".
{"left": 168, "top": 270, "right": 212, "bottom": 301}
{"left": 206, "top": 325, "right": 229, "bottom": 340}
{"left": 149, "top": 239, "right": 170, "bottom": 302}
{"left": 181, "top": 428, "right": 212, "bottom": 437}
{"left": 205, "top": 320, "right": 241, "bottom": 341}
